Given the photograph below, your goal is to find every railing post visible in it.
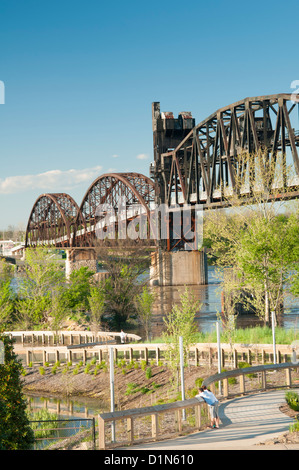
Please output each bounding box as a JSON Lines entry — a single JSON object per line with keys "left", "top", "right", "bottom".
{"left": 262, "top": 349, "right": 266, "bottom": 364}
{"left": 221, "top": 348, "right": 225, "bottom": 368}
{"left": 195, "top": 403, "right": 201, "bottom": 429}
{"left": 144, "top": 347, "right": 148, "bottom": 364}
{"left": 223, "top": 377, "right": 229, "bottom": 397}
{"left": 156, "top": 346, "right": 160, "bottom": 365}
{"left": 151, "top": 413, "right": 159, "bottom": 440}
{"left": 233, "top": 349, "right": 238, "bottom": 368}
{"left": 247, "top": 349, "right": 251, "bottom": 364}
{"left": 240, "top": 374, "right": 245, "bottom": 395}
{"left": 209, "top": 348, "right": 213, "bottom": 367}
{"left": 261, "top": 370, "right": 266, "bottom": 390}
{"left": 26, "top": 349, "right": 31, "bottom": 366}
{"left": 286, "top": 367, "right": 292, "bottom": 388}
{"left": 195, "top": 347, "right": 199, "bottom": 366}
{"left": 176, "top": 409, "right": 182, "bottom": 432}
{"left": 127, "top": 417, "right": 134, "bottom": 445}
{"left": 129, "top": 347, "right": 133, "bottom": 362}
{"left": 43, "top": 350, "right": 47, "bottom": 366}
{"left": 98, "top": 416, "right": 106, "bottom": 450}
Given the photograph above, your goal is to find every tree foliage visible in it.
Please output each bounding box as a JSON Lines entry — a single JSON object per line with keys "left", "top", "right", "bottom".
{"left": 135, "top": 285, "right": 155, "bottom": 341}
{"left": 0, "top": 332, "right": 34, "bottom": 449}
{"left": 163, "top": 288, "right": 201, "bottom": 384}
{"left": 204, "top": 151, "right": 299, "bottom": 325}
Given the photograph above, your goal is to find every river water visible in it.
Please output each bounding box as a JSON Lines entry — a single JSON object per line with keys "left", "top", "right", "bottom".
{"left": 149, "top": 265, "right": 299, "bottom": 338}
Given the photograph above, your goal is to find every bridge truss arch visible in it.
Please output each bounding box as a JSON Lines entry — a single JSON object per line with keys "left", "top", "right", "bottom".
{"left": 153, "top": 93, "right": 299, "bottom": 207}
{"left": 25, "top": 193, "right": 80, "bottom": 248}
{"left": 72, "top": 172, "right": 156, "bottom": 247}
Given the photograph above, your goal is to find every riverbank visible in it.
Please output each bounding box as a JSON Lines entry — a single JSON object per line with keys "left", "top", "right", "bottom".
{"left": 22, "top": 361, "right": 299, "bottom": 448}
{"left": 22, "top": 362, "right": 215, "bottom": 410}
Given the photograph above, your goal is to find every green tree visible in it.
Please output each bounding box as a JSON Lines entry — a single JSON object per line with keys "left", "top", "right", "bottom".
{"left": 102, "top": 265, "right": 140, "bottom": 328}
{"left": 204, "top": 151, "right": 299, "bottom": 326}
{"left": 0, "top": 280, "right": 16, "bottom": 327}
{"left": 0, "top": 332, "right": 34, "bottom": 449}
{"left": 163, "top": 288, "right": 201, "bottom": 386}
{"left": 235, "top": 214, "right": 299, "bottom": 323}
{"left": 135, "top": 285, "right": 155, "bottom": 341}
{"left": 16, "top": 248, "right": 65, "bottom": 328}
{"left": 88, "top": 283, "right": 106, "bottom": 331}
{"left": 62, "top": 266, "right": 95, "bottom": 313}
{"left": 0, "top": 259, "right": 16, "bottom": 327}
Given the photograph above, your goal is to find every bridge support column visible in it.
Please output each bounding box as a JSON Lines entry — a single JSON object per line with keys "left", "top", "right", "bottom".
{"left": 65, "top": 248, "right": 98, "bottom": 278}
{"left": 150, "top": 249, "right": 208, "bottom": 286}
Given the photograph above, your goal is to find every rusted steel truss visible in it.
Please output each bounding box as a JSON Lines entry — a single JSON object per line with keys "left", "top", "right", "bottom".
{"left": 25, "top": 94, "right": 299, "bottom": 252}
{"left": 152, "top": 94, "right": 299, "bottom": 208}
{"left": 25, "top": 193, "right": 80, "bottom": 248}
{"left": 72, "top": 172, "right": 155, "bottom": 247}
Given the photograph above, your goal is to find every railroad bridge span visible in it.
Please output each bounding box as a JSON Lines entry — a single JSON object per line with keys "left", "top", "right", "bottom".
{"left": 24, "top": 93, "right": 299, "bottom": 284}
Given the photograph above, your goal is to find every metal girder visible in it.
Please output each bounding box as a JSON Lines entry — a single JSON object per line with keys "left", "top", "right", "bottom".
{"left": 25, "top": 193, "right": 80, "bottom": 248}
{"left": 25, "top": 93, "right": 299, "bottom": 252}
{"left": 152, "top": 94, "right": 299, "bottom": 208}
{"left": 71, "top": 172, "right": 156, "bottom": 247}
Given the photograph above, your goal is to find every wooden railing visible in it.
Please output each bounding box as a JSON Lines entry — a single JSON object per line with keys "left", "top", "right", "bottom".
{"left": 98, "top": 397, "right": 208, "bottom": 450}
{"left": 203, "top": 361, "right": 299, "bottom": 398}
{"left": 98, "top": 361, "right": 299, "bottom": 449}
{"left": 5, "top": 330, "right": 141, "bottom": 346}
{"left": 8, "top": 333, "right": 296, "bottom": 367}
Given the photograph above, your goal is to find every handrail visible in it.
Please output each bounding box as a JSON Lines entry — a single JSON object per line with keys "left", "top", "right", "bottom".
{"left": 98, "top": 361, "right": 299, "bottom": 449}
{"left": 203, "top": 362, "right": 299, "bottom": 398}
{"left": 98, "top": 397, "right": 207, "bottom": 450}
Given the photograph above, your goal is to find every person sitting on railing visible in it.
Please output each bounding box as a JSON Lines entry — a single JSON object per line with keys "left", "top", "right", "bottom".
{"left": 196, "top": 386, "right": 220, "bottom": 429}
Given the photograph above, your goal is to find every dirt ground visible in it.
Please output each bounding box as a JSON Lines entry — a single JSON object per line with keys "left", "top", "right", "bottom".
{"left": 22, "top": 362, "right": 214, "bottom": 410}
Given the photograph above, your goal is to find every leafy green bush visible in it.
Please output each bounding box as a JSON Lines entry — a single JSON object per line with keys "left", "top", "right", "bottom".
{"left": 289, "top": 420, "right": 299, "bottom": 433}
{"left": 145, "top": 367, "right": 152, "bottom": 380}
{"left": 285, "top": 391, "right": 299, "bottom": 412}
{"left": 195, "top": 377, "right": 204, "bottom": 388}
{"left": 125, "top": 383, "right": 140, "bottom": 395}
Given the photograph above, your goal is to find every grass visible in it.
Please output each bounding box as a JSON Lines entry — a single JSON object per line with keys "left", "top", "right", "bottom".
{"left": 152, "top": 326, "right": 299, "bottom": 345}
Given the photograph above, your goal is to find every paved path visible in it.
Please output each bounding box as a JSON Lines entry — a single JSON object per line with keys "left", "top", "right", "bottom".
{"left": 119, "top": 390, "right": 299, "bottom": 450}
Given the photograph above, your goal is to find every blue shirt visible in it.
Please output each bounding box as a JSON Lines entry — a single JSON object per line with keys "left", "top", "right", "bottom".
{"left": 197, "top": 390, "right": 218, "bottom": 406}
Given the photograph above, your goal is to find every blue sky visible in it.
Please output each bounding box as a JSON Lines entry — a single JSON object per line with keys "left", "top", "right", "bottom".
{"left": 0, "top": 0, "right": 298, "bottom": 231}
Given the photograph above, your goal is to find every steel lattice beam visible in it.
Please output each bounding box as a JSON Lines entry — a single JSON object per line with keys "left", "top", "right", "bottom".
{"left": 152, "top": 94, "right": 299, "bottom": 208}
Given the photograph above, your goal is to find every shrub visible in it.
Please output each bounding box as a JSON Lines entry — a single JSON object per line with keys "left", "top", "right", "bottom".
{"left": 195, "top": 377, "right": 204, "bottom": 388}
{"left": 0, "top": 333, "right": 35, "bottom": 449}
{"left": 290, "top": 420, "right": 299, "bottom": 433}
{"left": 125, "top": 383, "right": 140, "bottom": 395}
{"left": 39, "top": 367, "right": 45, "bottom": 376}
{"left": 285, "top": 391, "right": 299, "bottom": 412}
{"left": 188, "top": 387, "right": 199, "bottom": 397}
{"left": 145, "top": 367, "right": 152, "bottom": 380}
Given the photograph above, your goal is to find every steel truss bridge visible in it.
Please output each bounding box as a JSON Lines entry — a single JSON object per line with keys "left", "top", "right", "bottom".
{"left": 25, "top": 93, "right": 299, "bottom": 252}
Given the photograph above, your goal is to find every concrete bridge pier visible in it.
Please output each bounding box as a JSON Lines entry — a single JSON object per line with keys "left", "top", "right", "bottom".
{"left": 150, "top": 249, "right": 208, "bottom": 286}
{"left": 65, "top": 248, "right": 99, "bottom": 278}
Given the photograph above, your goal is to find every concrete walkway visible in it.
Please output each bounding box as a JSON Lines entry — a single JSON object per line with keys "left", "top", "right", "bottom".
{"left": 120, "top": 390, "right": 299, "bottom": 450}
